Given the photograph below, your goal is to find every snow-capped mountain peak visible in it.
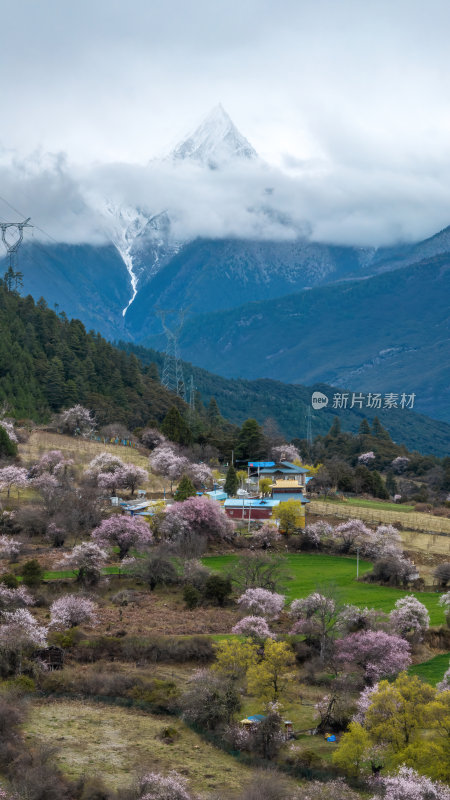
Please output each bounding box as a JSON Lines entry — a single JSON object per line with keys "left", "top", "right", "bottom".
{"left": 170, "top": 104, "right": 258, "bottom": 168}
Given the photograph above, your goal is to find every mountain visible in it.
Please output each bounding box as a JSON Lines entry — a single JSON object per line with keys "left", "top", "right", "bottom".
{"left": 141, "top": 255, "right": 450, "bottom": 425}
{"left": 120, "top": 342, "right": 450, "bottom": 458}
{"left": 14, "top": 241, "right": 131, "bottom": 340}
{"left": 170, "top": 104, "right": 258, "bottom": 167}
{"left": 124, "top": 237, "right": 375, "bottom": 338}
{"left": 3, "top": 106, "right": 449, "bottom": 428}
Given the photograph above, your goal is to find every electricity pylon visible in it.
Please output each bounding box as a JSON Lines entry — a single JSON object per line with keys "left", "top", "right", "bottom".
{"left": 157, "top": 308, "right": 187, "bottom": 400}
{"left": 0, "top": 218, "right": 32, "bottom": 271}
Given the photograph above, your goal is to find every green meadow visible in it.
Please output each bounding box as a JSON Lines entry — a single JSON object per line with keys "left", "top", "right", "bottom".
{"left": 203, "top": 553, "right": 445, "bottom": 625}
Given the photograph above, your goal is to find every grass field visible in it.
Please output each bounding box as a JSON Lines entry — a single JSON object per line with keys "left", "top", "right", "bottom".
{"left": 310, "top": 499, "right": 450, "bottom": 535}
{"left": 203, "top": 553, "right": 446, "bottom": 625}
{"left": 409, "top": 652, "right": 450, "bottom": 685}
{"left": 320, "top": 497, "right": 415, "bottom": 512}
{"left": 24, "top": 700, "right": 297, "bottom": 795}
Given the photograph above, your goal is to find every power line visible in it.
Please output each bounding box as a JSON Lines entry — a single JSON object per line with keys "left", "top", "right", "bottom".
{"left": 0, "top": 194, "right": 59, "bottom": 244}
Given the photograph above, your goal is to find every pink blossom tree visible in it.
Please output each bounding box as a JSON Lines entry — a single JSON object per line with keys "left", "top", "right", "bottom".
{"left": 141, "top": 428, "right": 167, "bottom": 450}
{"left": 0, "top": 535, "right": 22, "bottom": 561}
{"left": 160, "top": 496, "right": 233, "bottom": 544}
{"left": 86, "top": 451, "right": 125, "bottom": 478}
{"left": 115, "top": 464, "right": 148, "bottom": 496}
{"left": 91, "top": 515, "right": 153, "bottom": 558}
{"left": 389, "top": 595, "right": 430, "bottom": 642}
{"left": 29, "top": 450, "right": 64, "bottom": 477}
{"left": 0, "top": 466, "right": 28, "bottom": 498}
{"left": 59, "top": 404, "right": 95, "bottom": 437}
{"left": 370, "top": 766, "right": 450, "bottom": 800}
{"left": 149, "top": 444, "right": 189, "bottom": 490}
{"left": 331, "top": 519, "right": 372, "bottom": 554}
{"left": 251, "top": 522, "right": 281, "bottom": 549}
{"left": 231, "top": 615, "right": 275, "bottom": 641}
{"left": 290, "top": 592, "right": 340, "bottom": 660}
{"left": 237, "top": 588, "right": 285, "bottom": 620}
{"left": 358, "top": 451, "right": 375, "bottom": 465}
{"left": 352, "top": 683, "right": 380, "bottom": 724}
{"left": 59, "top": 541, "right": 108, "bottom": 585}
{"left": 186, "top": 462, "right": 213, "bottom": 488}
{"left": 138, "top": 770, "right": 192, "bottom": 800}
{"left": 303, "top": 520, "right": 333, "bottom": 549}
{"left": 271, "top": 443, "right": 301, "bottom": 463}
{"left": 336, "top": 630, "right": 411, "bottom": 684}
{"left": 31, "top": 471, "right": 59, "bottom": 501}
{"left": 50, "top": 594, "right": 98, "bottom": 629}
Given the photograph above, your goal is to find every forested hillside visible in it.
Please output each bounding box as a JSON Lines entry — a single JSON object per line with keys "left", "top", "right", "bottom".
{"left": 120, "top": 342, "right": 450, "bottom": 458}
{"left": 0, "top": 283, "right": 181, "bottom": 428}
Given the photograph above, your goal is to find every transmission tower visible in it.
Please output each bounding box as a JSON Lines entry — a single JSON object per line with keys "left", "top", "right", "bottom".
{"left": 157, "top": 308, "right": 187, "bottom": 400}
{"left": 188, "top": 374, "right": 195, "bottom": 412}
{"left": 306, "top": 406, "right": 313, "bottom": 456}
{"left": 0, "top": 218, "right": 32, "bottom": 272}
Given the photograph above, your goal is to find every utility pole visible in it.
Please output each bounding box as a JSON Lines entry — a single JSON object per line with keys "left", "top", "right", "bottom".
{"left": 0, "top": 218, "right": 32, "bottom": 284}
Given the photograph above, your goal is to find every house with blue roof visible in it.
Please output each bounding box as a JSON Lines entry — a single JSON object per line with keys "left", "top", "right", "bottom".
{"left": 248, "top": 460, "right": 309, "bottom": 488}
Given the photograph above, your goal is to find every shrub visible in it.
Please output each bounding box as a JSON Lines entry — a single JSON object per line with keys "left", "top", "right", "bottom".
{"left": 20, "top": 560, "right": 43, "bottom": 588}
{"left": 181, "top": 669, "right": 240, "bottom": 730}
{"left": 0, "top": 573, "right": 18, "bottom": 589}
{"left": 434, "top": 562, "right": 450, "bottom": 588}
{"left": 183, "top": 584, "right": 201, "bottom": 610}
{"left": 203, "top": 574, "right": 232, "bottom": 606}
{"left": 132, "top": 549, "right": 180, "bottom": 591}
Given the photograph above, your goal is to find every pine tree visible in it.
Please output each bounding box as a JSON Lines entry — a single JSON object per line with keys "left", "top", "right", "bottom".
{"left": 224, "top": 463, "right": 238, "bottom": 496}
{"left": 174, "top": 474, "right": 197, "bottom": 501}
{"left": 235, "top": 418, "right": 267, "bottom": 461}
{"left": 161, "top": 405, "right": 192, "bottom": 445}
{"left": 0, "top": 425, "right": 17, "bottom": 458}
{"left": 371, "top": 470, "right": 389, "bottom": 499}
{"left": 207, "top": 397, "right": 221, "bottom": 424}
{"left": 372, "top": 416, "right": 391, "bottom": 440}
{"left": 358, "top": 418, "right": 371, "bottom": 436}
{"left": 329, "top": 417, "right": 341, "bottom": 437}
{"left": 386, "top": 471, "right": 398, "bottom": 496}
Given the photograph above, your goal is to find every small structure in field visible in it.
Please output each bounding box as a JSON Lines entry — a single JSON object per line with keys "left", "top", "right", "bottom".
{"left": 33, "top": 645, "right": 64, "bottom": 670}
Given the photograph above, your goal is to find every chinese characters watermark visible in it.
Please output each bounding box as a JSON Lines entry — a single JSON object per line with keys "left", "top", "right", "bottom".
{"left": 311, "top": 391, "right": 416, "bottom": 410}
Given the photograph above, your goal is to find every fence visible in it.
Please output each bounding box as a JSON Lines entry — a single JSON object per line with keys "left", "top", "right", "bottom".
{"left": 309, "top": 500, "right": 450, "bottom": 535}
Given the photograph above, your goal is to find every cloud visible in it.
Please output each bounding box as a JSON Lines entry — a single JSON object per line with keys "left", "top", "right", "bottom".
{"left": 2, "top": 1, "right": 450, "bottom": 248}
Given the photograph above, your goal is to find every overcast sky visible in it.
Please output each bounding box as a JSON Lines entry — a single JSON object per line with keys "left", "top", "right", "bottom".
{"left": 2, "top": 0, "right": 450, "bottom": 247}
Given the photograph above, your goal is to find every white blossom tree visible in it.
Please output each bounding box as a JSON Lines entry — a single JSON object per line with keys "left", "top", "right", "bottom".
{"left": 237, "top": 588, "right": 285, "bottom": 620}
{"left": 370, "top": 766, "right": 450, "bottom": 800}
{"left": 50, "top": 594, "right": 98, "bottom": 629}
{"left": 0, "top": 466, "right": 28, "bottom": 498}
{"left": 59, "top": 541, "right": 108, "bottom": 585}
{"left": 59, "top": 405, "right": 95, "bottom": 437}
{"left": 389, "top": 595, "right": 430, "bottom": 642}
{"left": 0, "top": 535, "right": 22, "bottom": 561}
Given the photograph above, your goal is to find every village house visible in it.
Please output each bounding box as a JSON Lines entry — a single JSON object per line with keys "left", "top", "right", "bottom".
{"left": 247, "top": 460, "right": 309, "bottom": 489}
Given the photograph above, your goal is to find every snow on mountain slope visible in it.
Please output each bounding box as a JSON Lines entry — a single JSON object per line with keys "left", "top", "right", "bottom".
{"left": 170, "top": 104, "right": 258, "bottom": 167}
